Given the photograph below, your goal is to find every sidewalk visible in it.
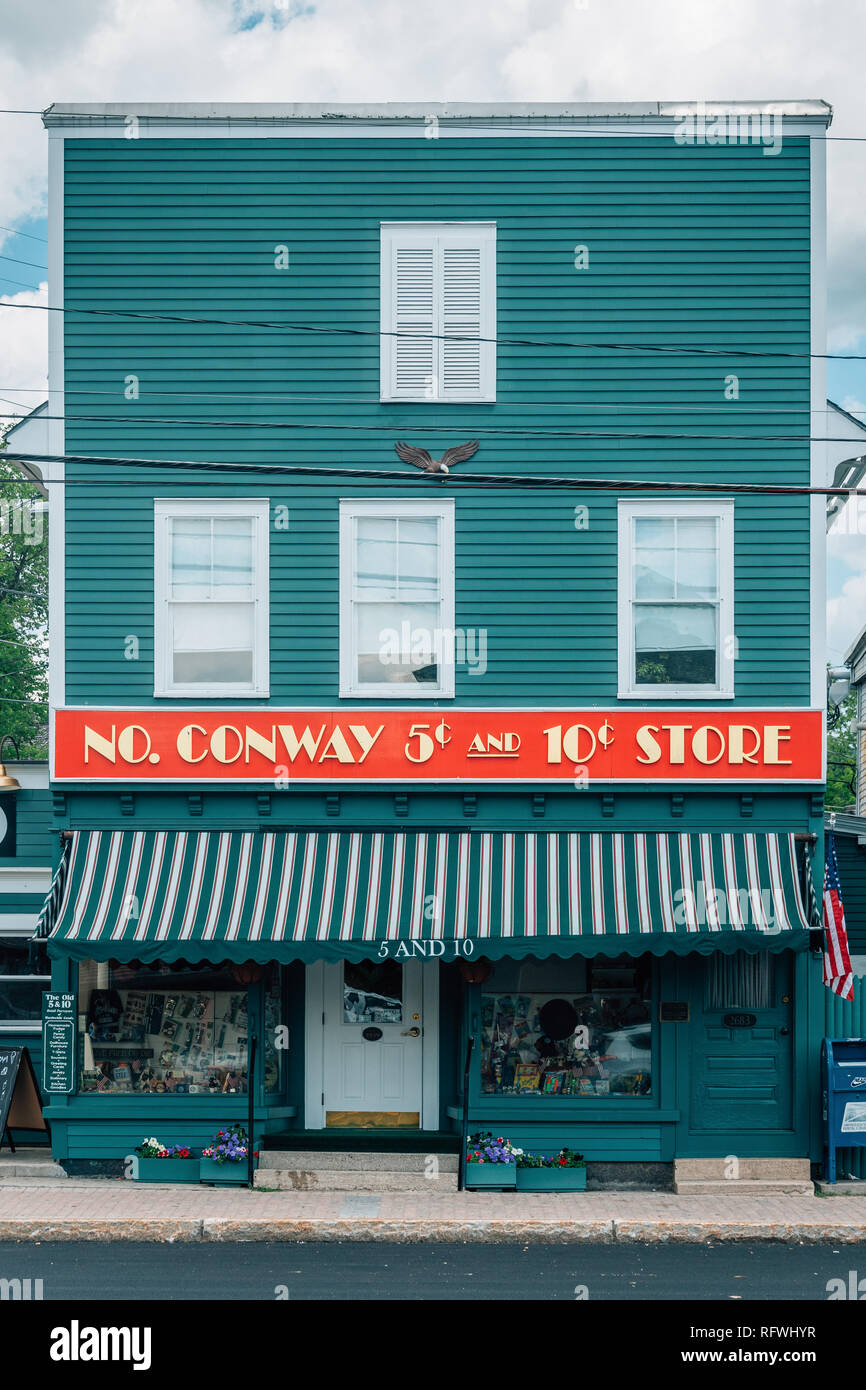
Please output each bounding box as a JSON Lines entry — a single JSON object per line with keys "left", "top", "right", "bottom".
{"left": 2, "top": 1175, "right": 866, "bottom": 1242}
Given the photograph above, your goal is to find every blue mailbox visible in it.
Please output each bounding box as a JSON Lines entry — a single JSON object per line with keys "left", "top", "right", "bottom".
{"left": 822, "top": 1038, "right": 866, "bottom": 1182}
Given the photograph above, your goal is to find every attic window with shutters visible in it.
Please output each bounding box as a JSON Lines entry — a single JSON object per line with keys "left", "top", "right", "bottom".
{"left": 380, "top": 223, "right": 496, "bottom": 402}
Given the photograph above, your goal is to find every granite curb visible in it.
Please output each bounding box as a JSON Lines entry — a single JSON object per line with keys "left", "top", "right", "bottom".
{"left": 1, "top": 1215, "right": 866, "bottom": 1242}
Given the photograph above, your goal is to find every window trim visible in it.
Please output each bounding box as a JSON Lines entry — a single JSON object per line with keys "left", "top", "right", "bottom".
{"left": 153, "top": 497, "right": 270, "bottom": 699}
{"left": 0, "top": 923, "right": 49, "bottom": 1033}
{"left": 617, "top": 498, "right": 735, "bottom": 700}
{"left": 339, "top": 497, "right": 456, "bottom": 699}
{"left": 379, "top": 221, "right": 496, "bottom": 403}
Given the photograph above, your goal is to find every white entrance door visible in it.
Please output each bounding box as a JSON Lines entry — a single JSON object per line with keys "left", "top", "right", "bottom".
{"left": 322, "top": 959, "right": 424, "bottom": 1124}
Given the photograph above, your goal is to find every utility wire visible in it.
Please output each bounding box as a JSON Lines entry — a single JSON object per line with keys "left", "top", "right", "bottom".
{"left": 0, "top": 225, "right": 47, "bottom": 243}
{"left": 0, "top": 409, "right": 859, "bottom": 444}
{"left": 0, "top": 383, "right": 830, "bottom": 414}
{"left": 0, "top": 298, "right": 861, "bottom": 363}
{"left": 4, "top": 450, "right": 864, "bottom": 497}
{"left": 0, "top": 254, "right": 46, "bottom": 271}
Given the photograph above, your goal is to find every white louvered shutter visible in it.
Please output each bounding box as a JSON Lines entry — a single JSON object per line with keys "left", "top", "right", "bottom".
{"left": 392, "top": 244, "right": 435, "bottom": 397}
{"left": 440, "top": 244, "right": 482, "bottom": 396}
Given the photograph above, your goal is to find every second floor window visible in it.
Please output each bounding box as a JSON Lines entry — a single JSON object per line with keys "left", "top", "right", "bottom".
{"left": 339, "top": 499, "right": 455, "bottom": 697}
{"left": 154, "top": 499, "right": 269, "bottom": 697}
{"left": 380, "top": 222, "right": 496, "bottom": 402}
{"left": 618, "top": 500, "right": 734, "bottom": 699}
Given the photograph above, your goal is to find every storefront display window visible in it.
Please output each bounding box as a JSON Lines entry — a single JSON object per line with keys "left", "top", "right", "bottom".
{"left": 263, "top": 963, "right": 282, "bottom": 1095}
{"left": 77, "top": 959, "right": 249, "bottom": 1096}
{"left": 0, "top": 935, "right": 50, "bottom": 1028}
{"left": 479, "top": 955, "right": 652, "bottom": 1097}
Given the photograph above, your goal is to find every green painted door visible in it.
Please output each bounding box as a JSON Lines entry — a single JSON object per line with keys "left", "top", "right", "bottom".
{"left": 689, "top": 952, "right": 793, "bottom": 1133}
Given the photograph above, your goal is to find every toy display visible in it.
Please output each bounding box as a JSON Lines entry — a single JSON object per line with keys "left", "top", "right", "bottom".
{"left": 81, "top": 984, "right": 249, "bottom": 1094}
{"left": 479, "top": 958, "right": 652, "bottom": 1097}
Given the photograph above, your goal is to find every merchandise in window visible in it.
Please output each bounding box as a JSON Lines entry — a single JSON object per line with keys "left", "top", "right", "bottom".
{"left": 77, "top": 959, "right": 249, "bottom": 1096}
{"left": 479, "top": 955, "right": 652, "bottom": 1097}
{"left": 263, "top": 963, "right": 282, "bottom": 1095}
{"left": 0, "top": 936, "right": 50, "bottom": 1026}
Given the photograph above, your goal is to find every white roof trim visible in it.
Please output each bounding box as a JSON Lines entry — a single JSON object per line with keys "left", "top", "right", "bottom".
{"left": 42, "top": 100, "right": 833, "bottom": 136}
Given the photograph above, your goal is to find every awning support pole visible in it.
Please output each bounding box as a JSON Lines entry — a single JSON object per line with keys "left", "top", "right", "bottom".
{"left": 247, "top": 1034, "right": 257, "bottom": 1190}
{"left": 458, "top": 1034, "right": 474, "bottom": 1193}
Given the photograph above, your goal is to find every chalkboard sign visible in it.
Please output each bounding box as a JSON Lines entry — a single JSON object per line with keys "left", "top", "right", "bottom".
{"left": 0, "top": 1047, "right": 46, "bottom": 1150}
{"left": 42, "top": 993, "right": 77, "bottom": 1095}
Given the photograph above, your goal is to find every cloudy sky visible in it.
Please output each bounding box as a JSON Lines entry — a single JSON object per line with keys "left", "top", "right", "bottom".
{"left": 0, "top": 0, "right": 864, "bottom": 664}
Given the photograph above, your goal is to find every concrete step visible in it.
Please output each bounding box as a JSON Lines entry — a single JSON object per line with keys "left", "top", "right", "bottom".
{"left": 674, "top": 1178, "right": 815, "bottom": 1197}
{"left": 257, "top": 1149, "right": 459, "bottom": 1172}
{"left": 254, "top": 1167, "right": 458, "bottom": 1192}
{"left": 0, "top": 1155, "right": 67, "bottom": 1180}
{"left": 674, "top": 1157, "right": 811, "bottom": 1181}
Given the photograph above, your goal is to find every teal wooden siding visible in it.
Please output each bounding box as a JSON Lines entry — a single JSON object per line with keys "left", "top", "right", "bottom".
{"left": 835, "top": 833, "right": 866, "bottom": 952}
{"left": 3, "top": 785, "right": 52, "bottom": 862}
{"left": 61, "top": 136, "right": 813, "bottom": 707}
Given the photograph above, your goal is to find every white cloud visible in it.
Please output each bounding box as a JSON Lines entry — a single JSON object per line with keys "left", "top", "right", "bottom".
{"left": 0, "top": 284, "right": 48, "bottom": 434}
{"left": 828, "top": 569, "right": 866, "bottom": 661}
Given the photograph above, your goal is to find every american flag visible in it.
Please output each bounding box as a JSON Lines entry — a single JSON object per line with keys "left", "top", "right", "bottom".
{"left": 823, "top": 833, "right": 854, "bottom": 1001}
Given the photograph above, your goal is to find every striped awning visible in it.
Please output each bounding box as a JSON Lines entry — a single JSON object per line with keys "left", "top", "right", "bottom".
{"left": 37, "top": 830, "right": 812, "bottom": 962}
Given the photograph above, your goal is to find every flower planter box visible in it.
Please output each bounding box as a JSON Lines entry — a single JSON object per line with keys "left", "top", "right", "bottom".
{"left": 464, "top": 1163, "right": 517, "bottom": 1190}
{"left": 199, "top": 1160, "right": 251, "bottom": 1185}
{"left": 516, "top": 1166, "right": 587, "bottom": 1192}
{"left": 134, "top": 1157, "right": 200, "bottom": 1184}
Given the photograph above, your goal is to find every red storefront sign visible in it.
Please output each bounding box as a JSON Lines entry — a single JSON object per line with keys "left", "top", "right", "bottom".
{"left": 52, "top": 708, "right": 823, "bottom": 783}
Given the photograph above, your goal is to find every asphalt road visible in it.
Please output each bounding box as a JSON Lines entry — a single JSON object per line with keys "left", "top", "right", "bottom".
{"left": 1, "top": 1240, "right": 865, "bottom": 1300}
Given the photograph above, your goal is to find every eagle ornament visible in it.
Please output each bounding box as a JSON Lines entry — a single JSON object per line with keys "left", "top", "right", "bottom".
{"left": 394, "top": 439, "right": 479, "bottom": 475}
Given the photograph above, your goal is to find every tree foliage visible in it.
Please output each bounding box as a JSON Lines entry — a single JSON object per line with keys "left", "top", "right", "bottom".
{"left": 826, "top": 689, "right": 857, "bottom": 811}
{"left": 0, "top": 446, "right": 48, "bottom": 758}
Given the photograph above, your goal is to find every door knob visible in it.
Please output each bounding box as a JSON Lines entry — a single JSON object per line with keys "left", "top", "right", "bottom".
{"left": 401, "top": 1027, "right": 421, "bottom": 1037}
{"left": 780, "top": 1026, "right": 791, "bottom": 1036}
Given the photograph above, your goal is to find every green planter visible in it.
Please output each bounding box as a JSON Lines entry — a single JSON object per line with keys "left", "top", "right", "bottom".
{"left": 464, "top": 1163, "right": 517, "bottom": 1190}
{"left": 134, "top": 1157, "right": 200, "bottom": 1184}
{"left": 516, "top": 1166, "right": 587, "bottom": 1191}
{"left": 199, "top": 1160, "right": 251, "bottom": 1185}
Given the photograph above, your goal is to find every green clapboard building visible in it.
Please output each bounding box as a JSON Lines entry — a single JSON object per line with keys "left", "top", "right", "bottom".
{"left": 10, "top": 101, "right": 839, "bottom": 1185}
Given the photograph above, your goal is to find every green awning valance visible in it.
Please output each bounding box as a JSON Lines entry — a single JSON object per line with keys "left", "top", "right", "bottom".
{"left": 37, "top": 830, "right": 812, "bottom": 963}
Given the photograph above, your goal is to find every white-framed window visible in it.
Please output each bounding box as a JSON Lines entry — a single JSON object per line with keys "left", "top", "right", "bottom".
{"left": 339, "top": 498, "right": 455, "bottom": 698}
{"left": 380, "top": 222, "right": 496, "bottom": 402}
{"left": 0, "top": 926, "right": 50, "bottom": 1034}
{"left": 154, "top": 498, "right": 269, "bottom": 698}
{"left": 618, "top": 499, "right": 735, "bottom": 699}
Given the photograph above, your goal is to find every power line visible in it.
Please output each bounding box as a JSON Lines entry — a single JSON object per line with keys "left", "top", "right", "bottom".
{"left": 0, "top": 383, "right": 829, "bottom": 414}
{"left": 5, "top": 449, "right": 864, "bottom": 497}
{"left": 0, "top": 275, "right": 45, "bottom": 293}
{"left": 0, "top": 298, "right": 861, "bottom": 363}
{"left": 0, "top": 584, "right": 47, "bottom": 600}
{"left": 0, "top": 225, "right": 47, "bottom": 244}
{"left": 0, "top": 254, "right": 46, "bottom": 271}
{"left": 0, "top": 409, "right": 860, "bottom": 444}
